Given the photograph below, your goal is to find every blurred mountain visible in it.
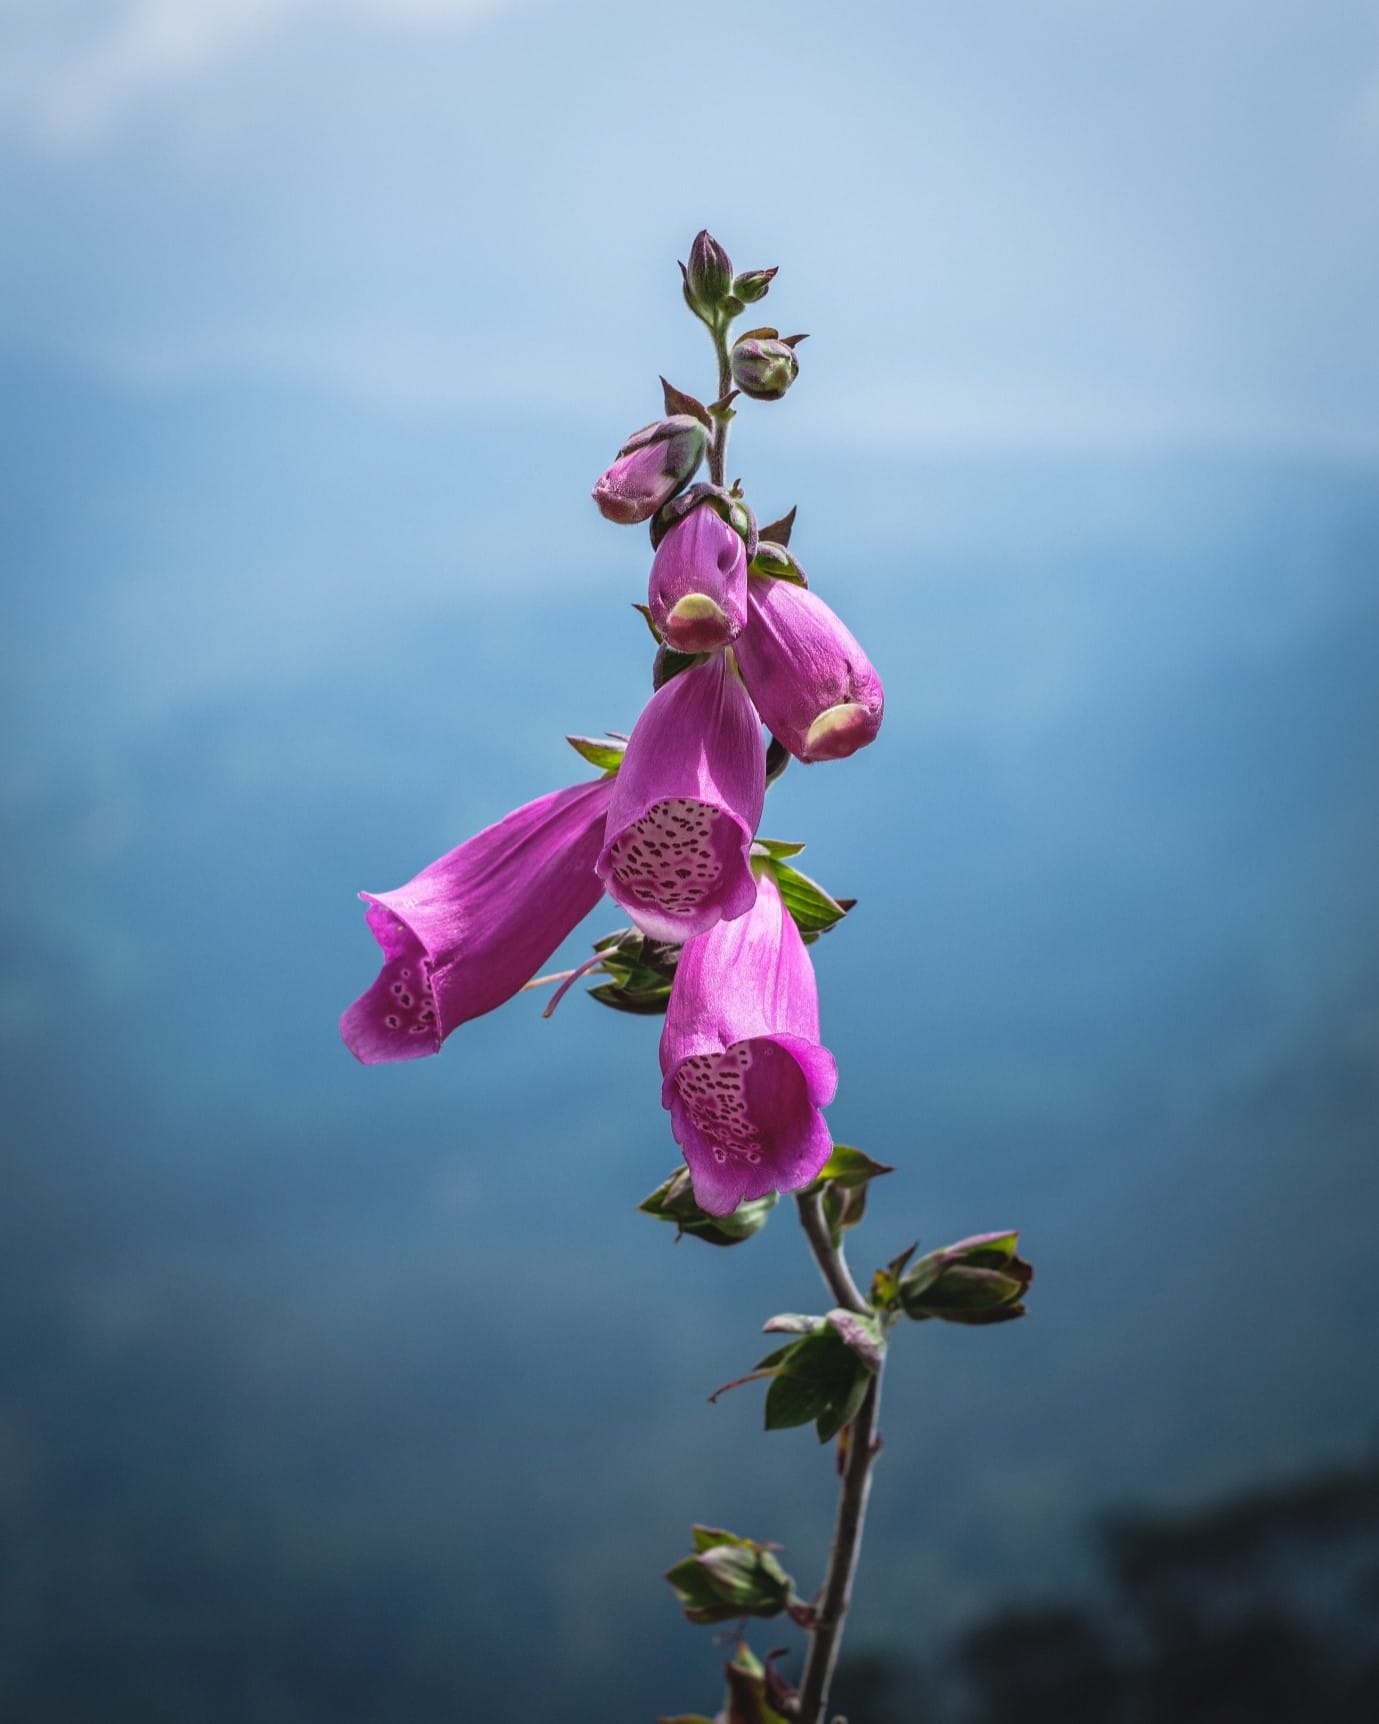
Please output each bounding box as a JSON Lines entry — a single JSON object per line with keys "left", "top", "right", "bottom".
{"left": 1, "top": 359, "right": 1376, "bottom": 1721}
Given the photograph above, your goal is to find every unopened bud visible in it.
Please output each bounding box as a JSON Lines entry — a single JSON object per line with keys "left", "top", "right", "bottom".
{"left": 592, "top": 415, "right": 708, "bottom": 525}
{"left": 732, "top": 267, "right": 778, "bottom": 305}
{"left": 684, "top": 230, "right": 735, "bottom": 322}
{"left": 899, "top": 1231, "right": 1033, "bottom": 1325}
{"left": 665, "top": 1527, "right": 798, "bottom": 1625}
{"left": 730, "top": 335, "right": 801, "bottom": 402}
{"left": 648, "top": 502, "right": 749, "bottom": 652}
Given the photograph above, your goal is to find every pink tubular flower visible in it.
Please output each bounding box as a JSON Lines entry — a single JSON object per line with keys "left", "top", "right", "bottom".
{"left": 592, "top": 415, "right": 708, "bottom": 525}
{"left": 733, "top": 577, "right": 884, "bottom": 763}
{"left": 647, "top": 503, "right": 748, "bottom": 653}
{"left": 596, "top": 653, "right": 765, "bottom": 944}
{"left": 341, "top": 777, "right": 615, "bottom": 1064}
{"left": 660, "top": 870, "right": 838, "bottom": 1215}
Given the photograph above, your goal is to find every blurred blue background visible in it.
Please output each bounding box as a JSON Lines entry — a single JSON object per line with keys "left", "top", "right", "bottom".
{"left": 2, "top": 2, "right": 1377, "bottom": 1719}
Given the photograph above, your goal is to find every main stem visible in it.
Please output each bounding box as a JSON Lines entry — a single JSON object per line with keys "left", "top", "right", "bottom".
{"left": 795, "top": 1191, "right": 885, "bottom": 1724}
{"left": 708, "top": 321, "right": 733, "bottom": 486}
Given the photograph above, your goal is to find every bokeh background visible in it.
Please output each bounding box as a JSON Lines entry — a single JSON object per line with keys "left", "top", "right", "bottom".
{"left": 3, "top": 2, "right": 1378, "bottom": 1719}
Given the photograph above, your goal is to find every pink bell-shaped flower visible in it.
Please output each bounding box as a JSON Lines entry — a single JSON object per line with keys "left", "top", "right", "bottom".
{"left": 660, "top": 870, "right": 838, "bottom": 1215}
{"left": 597, "top": 653, "right": 765, "bottom": 944}
{"left": 734, "top": 578, "right": 884, "bottom": 763}
{"left": 341, "top": 776, "right": 614, "bottom": 1064}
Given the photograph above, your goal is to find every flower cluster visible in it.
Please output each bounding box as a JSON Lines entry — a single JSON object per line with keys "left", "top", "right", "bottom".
{"left": 340, "top": 230, "right": 883, "bottom": 1217}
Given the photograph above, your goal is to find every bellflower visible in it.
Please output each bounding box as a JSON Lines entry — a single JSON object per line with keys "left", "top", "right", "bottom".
{"left": 597, "top": 653, "right": 765, "bottom": 944}
{"left": 660, "top": 870, "right": 838, "bottom": 1215}
{"left": 592, "top": 415, "right": 708, "bottom": 525}
{"left": 734, "top": 577, "right": 884, "bottom": 763}
{"left": 341, "top": 776, "right": 614, "bottom": 1064}
{"left": 648, "top": 503, "right": 749, "bottom": 653}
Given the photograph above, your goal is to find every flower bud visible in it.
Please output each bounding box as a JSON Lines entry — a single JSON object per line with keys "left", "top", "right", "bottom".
{"left": 665, "top": 1527, "right": 798, "bottom": 1625}
{"left": 648, "top": 503, "right": 749, "bottom": 653}
{"left": 592, "top": 415, "right": 708, "bottom": 525}
{"left": 730, "top": 336, "right": 800, "bottom": 402}
{"left": 684, "top": 229, "right": 734, "bottom": 321}
{"left": 733, "top": 578, "right": 883, "bottom": 764}
{"left": 899, "top": 1231, "right": 1033, "bottom": 1325}
{"left": 732, "top": 267, "right": 778, "bottom": 305}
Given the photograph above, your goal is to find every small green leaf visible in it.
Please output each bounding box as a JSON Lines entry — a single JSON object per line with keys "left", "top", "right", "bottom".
{"left": 565, "top": 733, "right": 626, "bottom": 774}
{"left": 764, "top": 860, "right": 852, "bottom": 938}
{"left": 751, "top": 836, "right": 807, "bottom": 861}
{"left": 764, "top": 1370, "right": 833, "bottom": 1431}
{"left": 813, "top": 1143, "right": 895, "bottom": 1188}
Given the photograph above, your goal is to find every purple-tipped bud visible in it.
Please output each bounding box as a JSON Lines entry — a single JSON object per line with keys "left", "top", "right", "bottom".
{"left": 730, "top": 336, "right": 800, "bottom": 401}
{"left": 734, "top": 578, "right": 884, "bottom": 764}
{"left": 732, "top": 267, "right": 778, "bottom": 305}
{"left": 648, "top": 503, "right": 749, "bottom": 654}
{"left": 597, "top": 653, "right": 765, "bottom": 945}
{"left": 685, "top": 229, "right": 734, "bottom": 319}
{"left": 660, "top": 870, "right": 837, "bottom": 1215}
{"left": 592, "top": 415, "right": 708, "bottom": 525}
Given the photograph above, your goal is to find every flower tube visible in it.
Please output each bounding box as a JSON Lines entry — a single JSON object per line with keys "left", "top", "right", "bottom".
{"left": 660, "top": 870, "right": 837, "bottom": 1215}
{"left": 341, "top": 776, "right": 614, "bottom": 1064}
{"left": 647, "top": 503, "right": 749, "bottom": 653}
{"left": 734, "top": 578, "right": 884, "bottom": 763}
{"left": 597, "top": 653, "right": 764, "bottom": 944}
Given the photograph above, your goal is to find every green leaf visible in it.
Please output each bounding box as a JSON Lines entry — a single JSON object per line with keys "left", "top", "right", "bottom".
{"left": 751, "top": 836, "right": 806, "bottom": 861}
{"left": 565, "top": 733, "right": 626, "bottom": 774}
{"left": 764, "top": 1370, "right": 833, "bottom": 1432}
{"left": 764, "top": 860, "right": 852, "bottom": 938}
{"left": 758, "top": 1326, "right": 875, "bottom": 1442}
{"left": 813, "top": 1143, "right": 894, "bottom": 1188}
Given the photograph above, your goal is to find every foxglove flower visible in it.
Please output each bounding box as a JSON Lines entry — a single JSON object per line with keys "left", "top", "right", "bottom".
{"left": 597, "top": 653, "right": 764, "bottom": 944}
{"left": 592, "top": 415, "right": 708, "bottom": 525}
{"left": 341, "top": 776, "right": 614, "bottom": 1064}
{"left": 660, "top": 870, "right": 837, "bottom": 1215}
{"left": 648, "top": 503, "right": 748, "bottom": 653}
{"left": 734, "top": 577, "right": 884, "bottom": 763}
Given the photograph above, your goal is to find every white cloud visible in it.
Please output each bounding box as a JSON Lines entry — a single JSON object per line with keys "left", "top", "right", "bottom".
{"left": 0, "top": 0, "right": 516, "bottom": 148}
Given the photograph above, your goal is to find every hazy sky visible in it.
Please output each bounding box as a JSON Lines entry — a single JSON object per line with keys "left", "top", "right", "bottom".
{"left": 2, "top": 0, "right": 1377, "bottom": 453}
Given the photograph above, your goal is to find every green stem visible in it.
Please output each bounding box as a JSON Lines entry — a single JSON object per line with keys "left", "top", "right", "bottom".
{"left": 708, "top": 320, "right": 733, "bottom": 487}
{"left": 794, "top": 1191, "right": 885, "bottom": 1724}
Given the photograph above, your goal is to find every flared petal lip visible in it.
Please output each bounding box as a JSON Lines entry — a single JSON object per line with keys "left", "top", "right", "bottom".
{"left": 660, "top": 1031, "right": 836, "bottom": 1111}
{"left": 595, "top": 805, "right": 758, "bottom": 945}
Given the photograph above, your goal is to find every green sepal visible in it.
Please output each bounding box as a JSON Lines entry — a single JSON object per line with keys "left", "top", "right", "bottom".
{"left": 897, "top": 1231, "right": 1033, "bottom": 1325}
{"left": 654, "top": 644, "right": 702, "bottom": 689}
{"left": 665, "top": 1528, "right": 799, "bottom": 1625}
{"left": 749, "top": 540, "right": 808, "bottom": 587}
{"left": 564, "top": 733, "right": 626, "bottom": 775}
{"left": 807, "top": 1143, "right": 895, "bottom": 1247}
{"left": 639, "top": 1167, "right": 778, "bottom": 1246}
{"left": 587, "top": 927, "right": 678, "bottom": 1015}
{"left": 633, "top": 601, "right": 664, "bottom": 644}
